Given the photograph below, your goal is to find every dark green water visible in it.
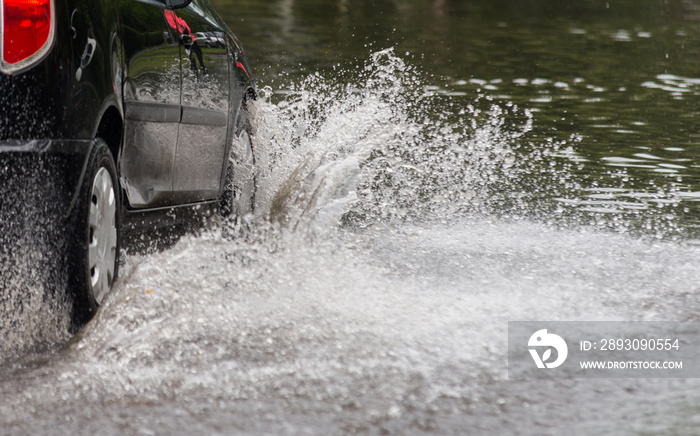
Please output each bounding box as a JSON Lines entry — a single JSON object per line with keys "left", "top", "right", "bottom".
{"left": 213, "top": 0, "right": 700, "bottom": 238}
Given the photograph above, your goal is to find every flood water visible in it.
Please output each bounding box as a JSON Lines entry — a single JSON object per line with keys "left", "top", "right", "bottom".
{"left": 3, "top": 0, "right": 700, "bottom": 434}
{"left": 221, "top": 0, "right": 700, "bottom": 238}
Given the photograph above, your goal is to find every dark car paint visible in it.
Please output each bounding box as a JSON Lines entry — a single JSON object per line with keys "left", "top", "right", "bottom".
{"left": 0, "top": 0, "right": 255, "bottom": 226}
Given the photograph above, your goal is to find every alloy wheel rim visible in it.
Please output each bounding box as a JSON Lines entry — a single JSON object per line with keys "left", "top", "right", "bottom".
{"left": 88, "top": 167, "right": 117, "bottom": 306}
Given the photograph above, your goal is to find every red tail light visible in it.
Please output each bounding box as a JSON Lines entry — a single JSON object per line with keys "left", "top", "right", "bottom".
{"left": 1, "top": 0, "right": 55, "bottom": 74}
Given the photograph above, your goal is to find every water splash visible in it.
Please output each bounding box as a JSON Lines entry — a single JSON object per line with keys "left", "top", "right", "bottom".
{"left": 0, "top": 160, "right": 73, "bottom": 362}
{"left": 249, "top": 48, "right": 576, "bottom": 234}
{"left": 3, "top": 49, "right": 700, "bottom": 435}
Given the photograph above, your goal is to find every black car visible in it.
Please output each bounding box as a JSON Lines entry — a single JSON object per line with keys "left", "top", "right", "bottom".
{"left": 0, "top": 0, "right": 256, "bottom": 324}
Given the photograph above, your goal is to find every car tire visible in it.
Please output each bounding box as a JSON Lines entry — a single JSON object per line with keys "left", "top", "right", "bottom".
{"left": 69, "top": 139, "right": 119, "bottom": 325}
{"left": 220, "top": 109, "right": 256, "bottom": 218}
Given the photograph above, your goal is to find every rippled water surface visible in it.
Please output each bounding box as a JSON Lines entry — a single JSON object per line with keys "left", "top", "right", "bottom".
{"left": 217, "top": 0, "right": 700, "bottom": 238}
{"left": 3, "top": 0, "right": 700, "bottom": 434}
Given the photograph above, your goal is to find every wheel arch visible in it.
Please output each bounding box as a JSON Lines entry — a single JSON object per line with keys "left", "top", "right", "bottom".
{"left": 64, "top": 102, "right": 123, "bottom": 218}
{"left": 94, "top": 104, "right": 123, "bottom": 164}
{"left": 245, "top": 85, "right": 257, "bottom": 103}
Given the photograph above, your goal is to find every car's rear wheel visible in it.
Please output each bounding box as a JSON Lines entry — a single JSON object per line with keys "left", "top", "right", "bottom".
{"left": 69, "top": 139, "right": 119, "bottom": 325}
{"left": 220, "top": 109, "right": 256, "bottom": 218}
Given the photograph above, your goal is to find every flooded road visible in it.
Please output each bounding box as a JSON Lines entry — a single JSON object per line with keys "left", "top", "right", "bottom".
{"left": 1, "top": 47, "right": 699, "bottom": 434}
{"left": 4, "top": 218, "right": 700, "bottom": 435}
{"left": 4, "top": 0, "right": 700, "bottom": 434}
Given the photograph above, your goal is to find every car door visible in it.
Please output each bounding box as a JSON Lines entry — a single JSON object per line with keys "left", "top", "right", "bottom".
{"left": 118, "top": 0, "right": 182, "bottom": 208}
{"left": 169, "top": 0, "right": 230, "bottom": 204}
